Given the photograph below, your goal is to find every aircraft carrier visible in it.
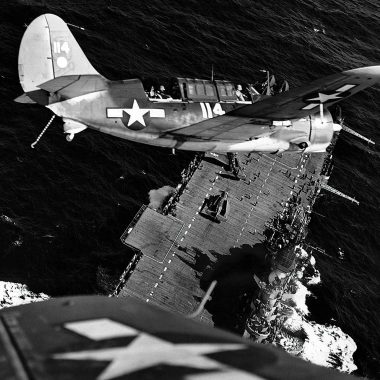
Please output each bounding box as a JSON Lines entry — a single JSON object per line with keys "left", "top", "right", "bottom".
{"left": 113, "top": 132, "right": 358, "bottom": 333}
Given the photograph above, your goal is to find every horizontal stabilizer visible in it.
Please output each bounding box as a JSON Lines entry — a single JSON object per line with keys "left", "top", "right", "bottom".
{"left": 38, "top": 75, "right": 107, "bottom": 100}
{"left": 38, "top": 75, "right": 80, "bottom": 92}
{"left": 14, "top": 93, "right": 37, "bottom": 104}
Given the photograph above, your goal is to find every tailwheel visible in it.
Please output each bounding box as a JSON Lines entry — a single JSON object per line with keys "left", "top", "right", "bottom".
{"left": 298, "top": 142, "right": 309, "bottom": 149}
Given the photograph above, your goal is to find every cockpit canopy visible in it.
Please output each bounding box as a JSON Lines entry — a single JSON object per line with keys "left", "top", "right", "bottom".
{"left": 177, "top": 78, "right": 236, "bottom": 102}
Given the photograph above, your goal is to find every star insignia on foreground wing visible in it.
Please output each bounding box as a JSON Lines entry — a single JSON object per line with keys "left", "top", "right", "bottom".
{"left": 123, "top": 99, "right": 149, "bottom": 127}
{"left": 53, "top": 318, "right": 258, "bottom": 380}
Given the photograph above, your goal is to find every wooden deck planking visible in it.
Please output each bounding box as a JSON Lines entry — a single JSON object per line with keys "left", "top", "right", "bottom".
{"left": 118, "top": 150, "right": 327, "bottom": 322}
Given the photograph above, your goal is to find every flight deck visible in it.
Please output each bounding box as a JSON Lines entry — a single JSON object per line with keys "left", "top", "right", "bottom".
{"left": 116, "top": 149, "right": 328, "bottom": 325}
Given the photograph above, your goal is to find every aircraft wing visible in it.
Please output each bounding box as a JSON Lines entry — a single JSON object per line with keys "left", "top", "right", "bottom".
{"left": 171, "top": 66, "right": 380, "bottom": 140}
{"left": 0, "top": 295, "right": 354, "bottom": 380}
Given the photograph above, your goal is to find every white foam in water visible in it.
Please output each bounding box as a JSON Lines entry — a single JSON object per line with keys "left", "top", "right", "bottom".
{"left": 307, "top": 255, "right": 321, "bottom": 285}
{"left": 279, "top": 279, "right": 357, "bottom": 373}
{"left": 307, "top": 269, "right": 321, "bottom": 285}
{"left": 301, "top": 321, "right": 357, "bottom": 373}
{"left": 282, "top": 280, "right": 311, "bottom": 315}
{"left": 0, "top": 281, "right": 49, "bottom": 309}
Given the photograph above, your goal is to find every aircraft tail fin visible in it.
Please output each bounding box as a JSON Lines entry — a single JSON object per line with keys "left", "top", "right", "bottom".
{"left": 18, "top": 14, "right": 101, "bottom": 104}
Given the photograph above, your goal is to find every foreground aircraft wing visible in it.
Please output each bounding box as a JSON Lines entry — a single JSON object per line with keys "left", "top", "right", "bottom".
{"left": 0, "top": 295, "right": 354, "bottom": 380}
{"left": 171, "top": 66, "right": 380, "bottom": 140}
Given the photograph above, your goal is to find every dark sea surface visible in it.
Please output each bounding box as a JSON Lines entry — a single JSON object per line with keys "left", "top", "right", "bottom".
{"left": 0, "top": 0, "right": 379, "bottom": 377}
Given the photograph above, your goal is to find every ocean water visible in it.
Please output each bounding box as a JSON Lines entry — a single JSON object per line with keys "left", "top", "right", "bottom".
{"left": 0, "top": 0, "right": 379, "bottom": 377}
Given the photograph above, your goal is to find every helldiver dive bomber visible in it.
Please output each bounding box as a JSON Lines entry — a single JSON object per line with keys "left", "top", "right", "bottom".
{"left": 11, "top": 13, "right": 377, "bottom": 377}
{"left": 16, "top": 14, "right": 379, "bottom": 153}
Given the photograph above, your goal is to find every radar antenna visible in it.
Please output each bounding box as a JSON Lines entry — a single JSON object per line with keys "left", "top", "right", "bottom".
{"left": 320, "top": 182, "right": 359, "bottom": 205}
{"left": 340, "top": 123, "right": 375, "bottom": 145}
{"left": 336, "top": 106, "right": 375, "bottom": 145}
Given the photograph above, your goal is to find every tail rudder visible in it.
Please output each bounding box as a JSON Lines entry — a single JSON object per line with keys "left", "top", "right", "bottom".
{"left": 18, "top": 14, "right": 101, "bottom": 104}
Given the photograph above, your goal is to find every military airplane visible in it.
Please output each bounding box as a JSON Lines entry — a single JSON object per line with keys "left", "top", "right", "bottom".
{"left": 0, "top": 295, "right": 354, "bottom": 379}
{"left": 200, "top": 191, "right": 230, "bottom": 222}
{"left": 16, "top": 14, "right": 379, "bottom": 153}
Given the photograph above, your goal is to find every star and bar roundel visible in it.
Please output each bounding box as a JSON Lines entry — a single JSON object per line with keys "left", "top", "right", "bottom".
{"left": 301, "top": 83, "right": 357, "bottom": 110}
{"left": 106, "top": 100, "right": 165, "bottom": 130}
{"left": 53, "top": 318, "right": 264, "bottom": 380}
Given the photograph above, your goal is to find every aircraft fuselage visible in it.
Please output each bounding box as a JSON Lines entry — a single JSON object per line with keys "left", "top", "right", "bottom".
{"left": 47, "top": 80, "right": 335, "bottom": 153}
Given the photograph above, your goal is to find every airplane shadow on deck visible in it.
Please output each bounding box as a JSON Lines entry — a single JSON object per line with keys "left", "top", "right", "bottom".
{"left": 176, "top": 246, "right": 213, "bottom": 280}
{"left": 195, "top": 243, "right": 271, "bottom": 335}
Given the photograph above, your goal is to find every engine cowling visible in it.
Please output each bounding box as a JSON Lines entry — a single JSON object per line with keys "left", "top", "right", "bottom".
{"left": 305, "top": 111, "right": 335, "bottom": 152}
{"left": 289, "top": 111, "right": 335, "bottom": 153}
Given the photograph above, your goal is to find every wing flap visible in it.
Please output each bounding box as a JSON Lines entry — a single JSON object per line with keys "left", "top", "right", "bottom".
{"left": 168, "top": 115, "right": 271, "bottom": 141}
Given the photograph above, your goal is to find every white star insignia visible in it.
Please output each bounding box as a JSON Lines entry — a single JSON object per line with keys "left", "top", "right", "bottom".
{"left": 123, "top": 99, "right": 149, "bottom": 126}
{"left": 53, "top": 318, "right": 260, "bottom": 380}
{"left": 306, "top": 92, "right": 342, "bottom": 103}
{"left": 55, "top": 333, "right": 245, "bottom": 380}
{"left": 106, "top": 101, "right": 166, "bottom": 125}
